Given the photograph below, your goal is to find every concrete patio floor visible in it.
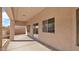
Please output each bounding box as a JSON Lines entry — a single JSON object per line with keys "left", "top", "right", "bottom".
{"left": 14, "top": 34, "right": 33, "bottom": 40}
{"left": 7, "top": 35, "right": 51, "bottom": 51}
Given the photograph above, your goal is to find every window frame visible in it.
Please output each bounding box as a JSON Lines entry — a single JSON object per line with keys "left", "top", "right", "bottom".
{"left": 42, "top": 17, "right": 55, "bottom": 33}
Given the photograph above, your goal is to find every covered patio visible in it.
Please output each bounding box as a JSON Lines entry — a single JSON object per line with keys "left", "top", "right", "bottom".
{"left": 1, "top": 7, "right": 79, "bottom": 51}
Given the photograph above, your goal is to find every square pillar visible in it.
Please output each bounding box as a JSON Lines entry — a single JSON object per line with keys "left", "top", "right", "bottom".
{"left": 10, "top": 20, "right": 15, "bottom": 40}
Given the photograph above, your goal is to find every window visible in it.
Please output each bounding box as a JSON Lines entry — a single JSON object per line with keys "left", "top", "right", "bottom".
{"left": 43, "top": 20, "right": 48, "bottom": 32}
{"left": 27, "top": 25, "right": 30, "bottom": 32}
{"left": 42, "top": 17, "right": 55, "bottom": 33}
{"left": 33, "top": 23, "right": 38, "bottom": 34}
{"left": 48, "top": 18, "right": 55, "bottom": 32}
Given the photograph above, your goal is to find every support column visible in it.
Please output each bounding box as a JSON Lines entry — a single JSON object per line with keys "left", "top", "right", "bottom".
{"left": 10, "top": 20, "right": 15, "bottom": 40}
{"left": 0, "top": 8, "right": 2, "bottom": 50}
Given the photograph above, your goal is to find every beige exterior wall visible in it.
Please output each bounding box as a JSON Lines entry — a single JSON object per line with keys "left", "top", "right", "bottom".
{"left": 26, "top": 7, "right": 79, "bottom": 51}
{"left": 0, "top": 7, "right": 2, "bottom": 50}
{"left": 15, "top": 26, "right": 26, "bottom": 35}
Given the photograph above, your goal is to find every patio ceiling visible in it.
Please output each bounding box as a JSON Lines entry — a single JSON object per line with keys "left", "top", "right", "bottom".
{"left": 12, "top": 7, "right": 45, "bottom": 22}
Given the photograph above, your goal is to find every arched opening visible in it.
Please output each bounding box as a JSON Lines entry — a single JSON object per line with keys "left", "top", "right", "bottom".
{"left": 2, "top": 8, "right": 10, "bottom": 39}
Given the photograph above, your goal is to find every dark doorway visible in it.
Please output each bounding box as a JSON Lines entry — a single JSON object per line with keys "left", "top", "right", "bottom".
{"left": 33, "top": 23, "right": 39, "bottom": 39}
{"left": 76, "top": 8, "right": 79, "bottom": 46}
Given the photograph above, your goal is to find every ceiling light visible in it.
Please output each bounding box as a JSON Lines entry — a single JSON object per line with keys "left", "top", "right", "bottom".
{"left": 22, "top": 14, "right": 26, "bottom": 16}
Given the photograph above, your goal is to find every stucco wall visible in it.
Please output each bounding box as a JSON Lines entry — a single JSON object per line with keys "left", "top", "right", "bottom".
{"left": 26, "top": 7, "right": 79, "bottom": 51}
